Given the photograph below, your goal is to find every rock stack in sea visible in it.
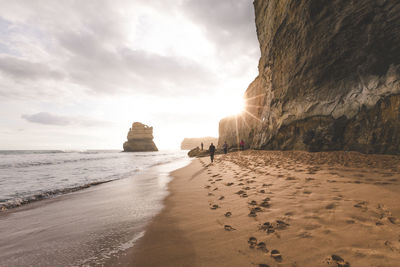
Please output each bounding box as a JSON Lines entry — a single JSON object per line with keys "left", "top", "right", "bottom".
{"left": 219, "top": 0, "right": 400, "bottom": 154}
{"left": 123, "top": 122, "right": 158, "bottom": 152}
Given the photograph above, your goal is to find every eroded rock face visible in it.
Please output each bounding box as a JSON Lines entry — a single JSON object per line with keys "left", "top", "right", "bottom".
{"left": 123, "top": 122, "right": 158, "bottom": 152}
{"left": 219, "top": 0, "right": 400, "bottom": 154}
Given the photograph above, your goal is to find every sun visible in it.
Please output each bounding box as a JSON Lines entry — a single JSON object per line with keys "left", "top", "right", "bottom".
{"left": 214, "top": 94, "right": 245, "bottom": 118}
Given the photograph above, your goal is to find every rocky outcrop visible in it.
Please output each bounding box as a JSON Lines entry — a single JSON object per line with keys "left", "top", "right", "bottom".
{"left": 123, "top": 122, "right": 158, "bottom": 152}
{"left": 219, "top": 0, "right": 400, "bottom": 154}
{"left": 181, "top": 137, "right": 218, "bottom": 150}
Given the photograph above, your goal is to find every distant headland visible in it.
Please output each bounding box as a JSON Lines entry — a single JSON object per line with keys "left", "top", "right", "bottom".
{"left": 123, "top": 122, "right": 158, "bottom": 152}
{"left": 181, "top": 137, "right": 218, "bottom": 150}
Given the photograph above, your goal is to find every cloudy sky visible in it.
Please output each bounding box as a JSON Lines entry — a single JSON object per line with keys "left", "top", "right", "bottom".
{"left": 0, "top": 0, "right": 259, "bottom": 150}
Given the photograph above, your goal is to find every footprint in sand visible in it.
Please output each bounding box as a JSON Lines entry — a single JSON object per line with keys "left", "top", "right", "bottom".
{"left": 224, "top": 225, "right": 235, "bottom": 231}
{"left": 275, "top": 220, "right": 289, "bottom": 230}
{"left": 325, "top": 203, "right": 337, "bottom": 210}
{"left": 260, "top": 199, "right": 271, "bottom": 208}
{"left": 248, "top": 210, "right": 257, "bottom": 217}
{"left": 210, "top": 204, "right": 219, "bottom": 210}
{"left": 270, "top": 249, "right": 282, "bottom": 262}
{"left": 235, "top": 190, "right": 245, "bottom": 195}
{"left": 218, "top": 196, "right": 225, "bottom": 200}
{"left": 260, "top": 222, "right": 275, "bottom": 234}
{"left": 248, "top": 236, "right": 257, "bottom": 248}
{"left": 257, "top": 242, "right": 268, "bottom": 253}
{"left": 353, "top": 201, "right": 368, "bottom": 211}
{"left": 298, "top": 231, "right": 312, "bottom": 238}
{"left": 325, "top": 255, "right": 350, "bottom": 267}
{"left": 224, "top": 211, "right": 232, "bottom": 217}
{"left": 249, "top": 200, "right": 257, "bottom": 206}
{"left": 225, "top": 182, "right": 234, "bottom": 186}
{"left": 385, "top": 240, "right": 400, "bottom": 252}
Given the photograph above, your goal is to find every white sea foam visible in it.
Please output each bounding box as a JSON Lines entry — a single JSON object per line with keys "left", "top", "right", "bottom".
{"left": 0, "top": 150, "right": 188, "bottom": 210}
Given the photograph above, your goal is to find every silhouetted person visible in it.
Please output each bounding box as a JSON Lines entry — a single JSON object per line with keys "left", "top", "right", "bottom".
{"left": 240, "top": 139, "right": 245, "bottom": 151}
{"left": 201, "top": 142, "right": 204, "bottom": 151}
{"left": 209, "top": 142, "right": 216, "bottom": 163}
{"left": 223, "top": 141, "right": 228, "bottom": 154}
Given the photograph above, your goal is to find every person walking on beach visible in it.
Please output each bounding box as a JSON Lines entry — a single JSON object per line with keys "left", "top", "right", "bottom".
{"left": 209, "top": 143, "right": 216, "bottom": 163}
{"left": 240, "top": 139, "right": 245, "bottom": 151}
{"left": 223, "top": 141, "right": 228, "bottom": 154}
{"left": 201, "top": 142, "right": 204, "bottom": 151}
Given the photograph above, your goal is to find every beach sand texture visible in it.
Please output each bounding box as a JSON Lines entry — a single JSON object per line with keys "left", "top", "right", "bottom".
{"left": 120, "top": 150, "right": 400, "bottom": 267}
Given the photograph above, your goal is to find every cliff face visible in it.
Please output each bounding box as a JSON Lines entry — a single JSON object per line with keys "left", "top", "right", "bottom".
{"left": 123, "top": 122, "right": 158, "bottom": 152}
{"left": 181, "top": 137, "right": 218, "bottom": 150}
{"left": 219, "top": 0, "right": 400, "bottom": 154}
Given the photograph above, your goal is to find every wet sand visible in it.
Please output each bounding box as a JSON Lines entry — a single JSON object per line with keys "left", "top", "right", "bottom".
{"left": 122, "top": 150, "right": 400, "bottom": 266}
{"left": 0, "top": 160, "right": 188, "bottom": 267}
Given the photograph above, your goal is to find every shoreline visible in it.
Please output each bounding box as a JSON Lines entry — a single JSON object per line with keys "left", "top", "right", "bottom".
{"left": 0, "top": 158, "right": 191, "bottom": 266}
{"left": 0, "top": 179, "right": 114, "bottom": 212}
{"left": 118, "top": 150, "right": 400, "bottom": 266}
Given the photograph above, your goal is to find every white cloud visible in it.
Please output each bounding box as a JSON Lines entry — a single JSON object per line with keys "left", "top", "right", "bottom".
{"left": 0, "top": 0, "right": 260, "bottom": 149}
{"left": 21, "top": 112, "right": 111, "bottom": 127}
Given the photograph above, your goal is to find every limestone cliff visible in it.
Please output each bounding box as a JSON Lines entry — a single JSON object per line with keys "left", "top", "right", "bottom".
{"left": 181, "top": 137, "right": 218, "bottom": 150}
{"left": 123, "top": 122, "right": 158, "bottom": 152}
{"left": 219, "top": 0, "right": 400, "bottom": 154}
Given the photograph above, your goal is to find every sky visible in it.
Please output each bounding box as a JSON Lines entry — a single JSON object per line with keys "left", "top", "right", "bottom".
{"left": 0, "top": 0, "right": 260, "bottom": 150}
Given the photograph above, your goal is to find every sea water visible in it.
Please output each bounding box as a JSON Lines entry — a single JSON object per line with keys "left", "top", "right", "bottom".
{"left": 0, "top": 150, "right": 188, "bottom": 209}
{"left": 0, "top": 150, "right": 191, "bottom": 266}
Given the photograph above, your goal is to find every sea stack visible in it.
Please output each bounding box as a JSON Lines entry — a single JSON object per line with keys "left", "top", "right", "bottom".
{"left": 123, "top": 122, "right": 158, "bottom": 152}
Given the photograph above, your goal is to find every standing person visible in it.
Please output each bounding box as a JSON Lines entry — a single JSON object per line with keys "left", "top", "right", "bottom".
{"left": 223, "top": 141, "right": 228, "bottom": 154}
{"left": 209, "top": 142, "right": 216, "bottom": 163}
{"left": 201, "top": 142, "right": 204, "bottom": 151}
{"left": 240, "top": 139, "right": 245, "bottom": 151}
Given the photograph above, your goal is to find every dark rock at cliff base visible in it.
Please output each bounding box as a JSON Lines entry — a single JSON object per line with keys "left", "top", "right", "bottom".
{"left": 123, "top": 122, "right": 158, "bottom": 152}
{"left": 219, "top": 0, "right": 400, "bottom": 154}
{"left": 187, "top": 147, "right": 224, "bottom": 158}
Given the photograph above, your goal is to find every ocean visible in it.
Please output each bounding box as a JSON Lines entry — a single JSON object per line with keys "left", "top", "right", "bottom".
{"left": 0, "top": 150, "right": 189, "bottom": 210}
{"left": 0, "top": 150, "right": 191, "bottom": 266}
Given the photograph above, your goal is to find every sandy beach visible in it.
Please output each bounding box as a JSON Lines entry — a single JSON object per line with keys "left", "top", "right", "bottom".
{"left": 119, "top": 150, "right": 400, "bottom": 267}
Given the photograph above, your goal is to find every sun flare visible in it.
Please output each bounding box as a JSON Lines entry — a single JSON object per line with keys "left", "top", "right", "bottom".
{"left": 214, "top": 95, "right": 245, "bottom": 118}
